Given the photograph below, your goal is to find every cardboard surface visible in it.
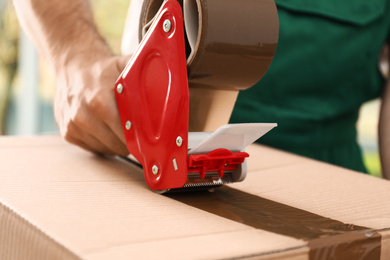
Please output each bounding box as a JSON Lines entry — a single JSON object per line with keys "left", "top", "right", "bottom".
{"left": 1, "top": 136, "right": 390, "bottom": 259}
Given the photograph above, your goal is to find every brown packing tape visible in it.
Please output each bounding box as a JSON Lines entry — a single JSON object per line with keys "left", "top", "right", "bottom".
{"left": 309, "top": 232, "right": 381, "bottom": 260}
{"left": 381, "top": 230, "right": 390, "bottom": 259}
{"left": 188, "top": 87, "right": 238, "bottom": 131}
{"left": 139, "top": 0, "right": 278, "bottom": 88}
{"left": 139, "top": 0, "right": 278, "bottom": 131}
{"left": 167, "top": 186, "right": 382, "bottom": 260}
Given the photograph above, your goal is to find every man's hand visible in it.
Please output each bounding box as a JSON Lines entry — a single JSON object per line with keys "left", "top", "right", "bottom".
{"left": 13, "top": 0, "right": 131, "bottom": 156}
{"left": 54, "top": 55, "right": 130, "bottom": 156}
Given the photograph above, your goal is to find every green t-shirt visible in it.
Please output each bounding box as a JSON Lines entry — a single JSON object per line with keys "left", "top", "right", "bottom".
{"left": 230, "top": 0, "right": 390, "bottom": 172}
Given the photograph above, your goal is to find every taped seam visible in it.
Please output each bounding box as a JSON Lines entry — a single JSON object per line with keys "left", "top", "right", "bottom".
{"left": 168, "top": 186, "right": 385, "bottom": 260}
{"left": 0, "top": 201, "right": 82, "bottom": 260}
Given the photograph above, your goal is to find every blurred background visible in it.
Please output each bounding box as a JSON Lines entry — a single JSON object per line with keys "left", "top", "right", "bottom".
{"left": 0, "top": 0, "right": 385, "bottom": 177}
{"left": 0, "top": 0, "right": 128, "bottom": 134}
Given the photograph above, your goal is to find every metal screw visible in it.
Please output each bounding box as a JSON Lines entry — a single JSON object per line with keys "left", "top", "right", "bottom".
{"left": 152, "top": 165, "right": 159, "bottom": 175}
{"left": 125, "top": 121, "right": 131, "bottom": 130}
{"left": 163, "top": 19, "right": 171, "bottom": 32}
{"left": 176, "top": 136, "right": 183, "bottom": 147}
{"left": 117, "top": 84, "right": 123, "bottom": 94}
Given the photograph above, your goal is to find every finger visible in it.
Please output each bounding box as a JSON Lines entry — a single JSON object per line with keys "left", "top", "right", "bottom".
{"left": 65, "top": 134, "right": 100, "bottom": 155}
{"left": 106, "top": 116, "right": 127, "bottom": 150}
{"left": 96, "top": 122, "right": 129, "bottom": 156}
{"left": 91, "top": 56, "right": 130, "bottom": 146}
{"left": 75, "top": 112, "right": 129, "bottom": 156}
{"left": 112, "top": 55, "right": 133, "bottom": 145}
{"left": 116, "top": 54, "right": 132, "bottom": 72}
{"left": 105, "top": 95, "right": 127, "bottom": 145}
{"left": 65, "top": 122, "right": 118, "bottom": 156}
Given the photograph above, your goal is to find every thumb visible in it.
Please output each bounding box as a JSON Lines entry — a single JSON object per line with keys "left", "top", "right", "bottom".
{"left": 117, "top": 54, "right": 133, "bottom": 72}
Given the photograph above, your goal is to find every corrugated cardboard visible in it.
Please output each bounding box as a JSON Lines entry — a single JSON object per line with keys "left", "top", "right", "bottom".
{"left": 1, "top": 135, "right": 390, "bottom": 259}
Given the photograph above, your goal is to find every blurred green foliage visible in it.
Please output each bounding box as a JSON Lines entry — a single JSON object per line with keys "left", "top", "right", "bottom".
{"left": 92, "top": 0, "right": 129, "bottom": 54}
{"left": 363, "top": 151, "right": 382, "bottom": 178}
{"left": 0, "top": 0, "right": 19, "bottom": 134}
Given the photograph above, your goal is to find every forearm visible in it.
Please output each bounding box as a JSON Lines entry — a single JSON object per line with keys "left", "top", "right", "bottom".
{"left": 13, "top": 0, "right": 130, "bottom": 156}
{"left": 379, "top": 43, "right": 390, "bottom": 179}
{"left": 13, "top": 0, "right": 112, "bottom": 72}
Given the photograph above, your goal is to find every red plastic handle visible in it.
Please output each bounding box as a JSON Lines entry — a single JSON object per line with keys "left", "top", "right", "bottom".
{"left": 115, "top": 0, "right": 189, "bottom": 190}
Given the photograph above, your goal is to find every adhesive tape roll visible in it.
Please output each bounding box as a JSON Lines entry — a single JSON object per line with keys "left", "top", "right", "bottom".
{"left": 139, "top": 0, "right": 279, "bottom": 91}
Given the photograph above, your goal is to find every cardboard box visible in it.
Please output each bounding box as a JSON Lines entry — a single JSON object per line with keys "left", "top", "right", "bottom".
{"left": 1, "top": 135, "right": 390, "bottom": 259}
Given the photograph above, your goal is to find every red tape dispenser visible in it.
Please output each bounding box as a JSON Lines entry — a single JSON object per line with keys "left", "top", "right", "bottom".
{"left": 115, "top": 0, "right": 277, "bottom": 192}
